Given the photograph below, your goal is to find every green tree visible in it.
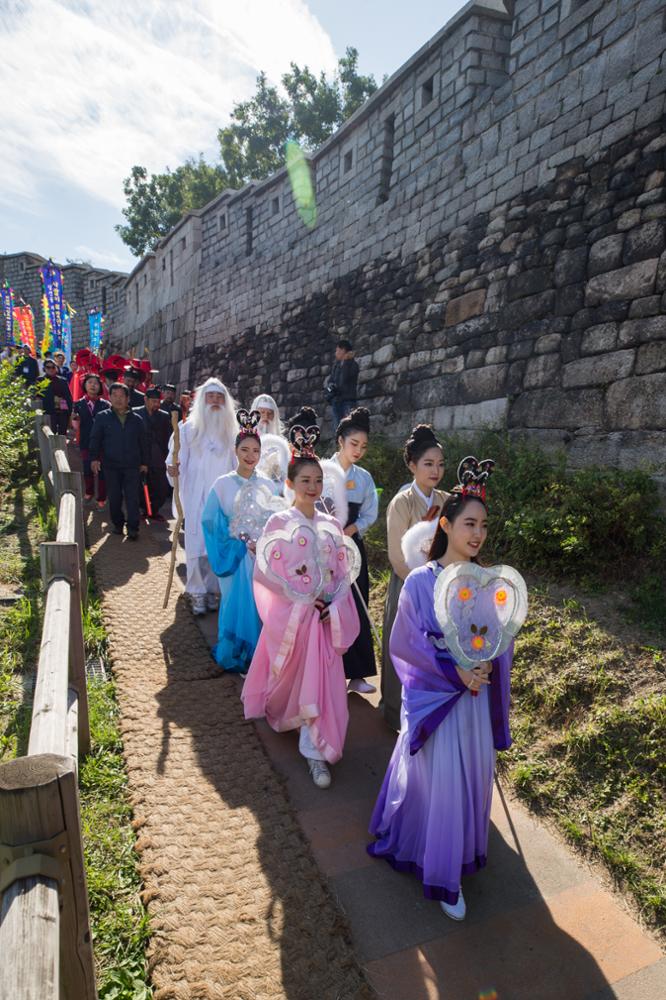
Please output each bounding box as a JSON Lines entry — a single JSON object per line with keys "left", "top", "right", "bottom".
{"left": 116, "top": 157, "right": 228, "bottom": 258}
{"left": 117, "top": 47, "right": 377, "bottom": 256}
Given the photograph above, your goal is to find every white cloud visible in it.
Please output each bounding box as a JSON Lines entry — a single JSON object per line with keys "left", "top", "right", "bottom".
{"left": 72, "top": 244, "right": 134, "bottom": 270}
{"left": 0, "top": 0, "right": 337, "bottom": 213}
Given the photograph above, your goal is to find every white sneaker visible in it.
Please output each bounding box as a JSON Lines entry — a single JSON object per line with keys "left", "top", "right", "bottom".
{"left": 191, "top": 594, "right": 207, "bottom": 616}
{"left": 205, "top": 592, "right": 220, "bottom": 612}
{"left": 307, "top": 759, "right": 331, "bottom": 789}
{"left": 347, "top": 678, "right": 377, "bottom": 694}
{"left": 440, "top": 888, "right": 466, "bottom": 921}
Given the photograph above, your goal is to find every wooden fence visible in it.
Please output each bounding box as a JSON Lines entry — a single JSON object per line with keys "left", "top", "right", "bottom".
{"left": 0, "top": 415, "right": 97, "bottom": 999}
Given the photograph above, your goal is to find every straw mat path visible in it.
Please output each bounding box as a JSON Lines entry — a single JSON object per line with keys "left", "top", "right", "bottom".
{"left": 88, "top": 514, "right": 374, "bottom": 1000}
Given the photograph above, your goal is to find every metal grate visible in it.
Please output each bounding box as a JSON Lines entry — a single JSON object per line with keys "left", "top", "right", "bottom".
{"left": 85, "top": 656, "right": 108, "bottom": 682}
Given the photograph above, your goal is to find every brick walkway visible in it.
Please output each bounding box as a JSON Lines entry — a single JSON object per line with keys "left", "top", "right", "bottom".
{"left": 91, "top": 507, "right": 664, "bottom": 1000}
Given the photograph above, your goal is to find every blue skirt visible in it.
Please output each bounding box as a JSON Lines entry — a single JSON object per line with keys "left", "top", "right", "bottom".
{"left": 213, "top": 554, "right": 261, "bottom": 673}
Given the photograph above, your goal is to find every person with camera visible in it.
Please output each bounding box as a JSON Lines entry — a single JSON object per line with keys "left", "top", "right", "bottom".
{"left": 324, "top": 339, "right": 359, "bottom": 437}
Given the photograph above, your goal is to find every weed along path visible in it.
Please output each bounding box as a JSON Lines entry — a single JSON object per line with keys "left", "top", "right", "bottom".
{"left": 88, "top": 511, "right": 664, "bottom": 1000}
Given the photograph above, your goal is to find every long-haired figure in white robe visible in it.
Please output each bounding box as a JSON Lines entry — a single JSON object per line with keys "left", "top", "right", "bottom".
{"left": 251, "top": 394, "right": 283, "bottom": 436}
{"left": 166, "top": 377, "right": 238, "bottom": 614}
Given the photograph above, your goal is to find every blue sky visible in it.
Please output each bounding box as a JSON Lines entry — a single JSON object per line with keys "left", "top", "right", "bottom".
{"left": 0, "top": 0, "right": 465, "bottom": 273}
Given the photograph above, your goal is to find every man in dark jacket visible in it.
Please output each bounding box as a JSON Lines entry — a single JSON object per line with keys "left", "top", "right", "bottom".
{"left": 159, "top": 383, "right": 181, "bottom": 420}
{"left": 53, "top": 350, "right": 73, "bottom": 383}
{"left": 40, "top": 358, "right": 73, "bottom": 433}
{"left": 89, "top": 382, "right": 149, "bottom": 540}
{"left": 325, "top": 338, "right": 359, "bottom": 434}
{"left": 72, "top": 373, "right": 110, "bottom": 505}
{"left": 134, "top": 387, "right": 172, "bottom": 520}
{"left": 15, "top": 344, "right": 39, "bottom": 386}
{"left": 124, "top": 366, "right": 145, "bottom": 409}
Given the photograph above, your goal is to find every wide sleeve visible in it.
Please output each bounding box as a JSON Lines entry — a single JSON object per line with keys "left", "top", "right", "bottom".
{"left": 355, "top": 472, "right": 379, "bottom": 536}
{"left": 386, "top": 494, "right": 412, "bottom": 581}
{"left": 389, "top": 581, "right": 468, "bottom": 755}
{"left": 201, "top": 488, "right": 247, "bottom": 578}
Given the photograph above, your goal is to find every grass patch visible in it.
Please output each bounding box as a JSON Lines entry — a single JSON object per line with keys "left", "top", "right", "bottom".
{"left": 80, "top": 617, "right": 153, "bottom": 999}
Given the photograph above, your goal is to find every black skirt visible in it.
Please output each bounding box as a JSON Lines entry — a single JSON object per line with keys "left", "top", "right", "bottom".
{"left": 343, "top": 524, "right": 377, "bottom": 681}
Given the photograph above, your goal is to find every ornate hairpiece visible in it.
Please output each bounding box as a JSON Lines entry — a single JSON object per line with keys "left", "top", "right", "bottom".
{"left": 289, "top": 422, "right": 320, "bottom": 458}
{"left": 456, "top": 455, "right": 495, "bottom": 501}
{"left": 236, "top": 408, "right": 261, "bottom": 438}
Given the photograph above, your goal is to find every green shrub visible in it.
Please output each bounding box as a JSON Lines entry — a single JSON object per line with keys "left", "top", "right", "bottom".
{"left": 0, "top": 360, "right": 36, "bottom": 484}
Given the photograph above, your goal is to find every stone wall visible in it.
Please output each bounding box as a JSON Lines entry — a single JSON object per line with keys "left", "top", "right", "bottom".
{"left": 111, "top": 1, "right": 666, "bottom": 480}
{"left": 0, "top": 251, "right": 127, "bottom": 354}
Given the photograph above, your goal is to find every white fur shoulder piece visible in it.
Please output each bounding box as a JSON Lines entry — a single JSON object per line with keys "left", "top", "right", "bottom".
{"left": 257, "top": 433, "right": 290, "bottom": 482}
{"left": 401, "top": 519, "right": 437, "bottom": 571}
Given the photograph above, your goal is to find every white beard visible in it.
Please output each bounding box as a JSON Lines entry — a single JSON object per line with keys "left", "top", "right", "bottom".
{"left": 191, "top": 405, "right": 231, "bottom": 454}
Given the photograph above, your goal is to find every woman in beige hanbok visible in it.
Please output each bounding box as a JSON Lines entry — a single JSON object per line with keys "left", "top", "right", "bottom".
{"left": 381, "top": 426, "right": 449, "bottom": 729}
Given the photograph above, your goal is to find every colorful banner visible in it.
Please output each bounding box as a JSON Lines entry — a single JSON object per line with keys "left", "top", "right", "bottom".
{"left": 1, "top": 283, "right": 15, "bottom": 347}
{"left": 39, "top": 260, "right": 65, "bottom": 352}
{"left": 62, "top": 303, "right": 74, "bottom": 364}
{"left": 88, "top": 309, "right": 104, "bottom": 352}
{"left": 14, "top": 305, "right": 36, "bottom": 356}
{"left": 41, "top": 293, "right": 52, "bottom": 356}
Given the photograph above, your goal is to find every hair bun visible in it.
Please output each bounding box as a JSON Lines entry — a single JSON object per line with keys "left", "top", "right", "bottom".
{"left": 409, "top": 423, "right": 438, "bottom": 445}
{"left": 288, "top": 405, "right": 318, "bottom": 429}
{"left": 348, "top": 406, "right": 370, "bottom": 432}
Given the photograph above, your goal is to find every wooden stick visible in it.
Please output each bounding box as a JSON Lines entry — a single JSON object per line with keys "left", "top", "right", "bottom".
{"left": 163, "top": 410, "right": 184, "bottom": 608}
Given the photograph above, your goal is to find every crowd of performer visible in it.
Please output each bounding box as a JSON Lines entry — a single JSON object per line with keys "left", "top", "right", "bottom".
{"left": 3, "top": 340, "right": 527, "bottom": 925}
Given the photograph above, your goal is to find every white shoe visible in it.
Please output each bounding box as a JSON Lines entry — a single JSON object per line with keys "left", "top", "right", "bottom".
{"left": 205, "top": 592, "right": 220, "bottom": 612}
{"left": 191, "top": 594, "right": 207, "bottom": 616}
{"left": 347, "top": 678, "right": 377, "bottom": 694}
{"left": 307, "top": 759, "right": 331, "bottom": 789}
{"left": 440, "top": 888, "right": 466, "bottom": 921}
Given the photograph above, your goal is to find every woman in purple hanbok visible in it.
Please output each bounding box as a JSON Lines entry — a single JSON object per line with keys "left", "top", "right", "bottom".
{"left": 368, "top": 480, "right": 515, "bottom": 922}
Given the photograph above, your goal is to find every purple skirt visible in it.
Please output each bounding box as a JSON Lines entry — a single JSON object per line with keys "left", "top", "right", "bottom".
{"left": 368, "top": 684, "right": 495, "bottom": 904}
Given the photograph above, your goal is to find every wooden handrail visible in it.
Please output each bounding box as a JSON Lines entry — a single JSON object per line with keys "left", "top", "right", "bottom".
{"left": 0, "top": 412, "right": 98, "bottom": 998}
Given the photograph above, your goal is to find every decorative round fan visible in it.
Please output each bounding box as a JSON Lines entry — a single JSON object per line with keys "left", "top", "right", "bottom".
{"left": 256, "top": 520, "right": 361, "bottom": 604}
{"left": 433, "top": 562, "right": 528, "bottom": 668}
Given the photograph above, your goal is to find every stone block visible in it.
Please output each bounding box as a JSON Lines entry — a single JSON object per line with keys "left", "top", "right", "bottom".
{"left": 501, "top": 290, "right": 556, "bottom": 329}
{"left": 509, "top": 387, "right": 604, "bottom": 429}
{"left": 459, "top": 363, "right": 508, "bottom": 403}
{"left": 562, "top": 349, "right": 635, "bottom": 387}
{"left": 485, "top": 345, "right": 508, "bottom": 364}
{"left": 534, "top": 333, "right": 562, "bottom": 354}
{"left": 434, "top": 397, "right": 508, "bottom": 432}
{"left": 585, "top": 259, "right": 658, "bottom": 305}
{"left": 466, "top": 350, "right": 486, "bottom": 369}
{"left": 581, "top": 323, "right": 618, "bottom": 354}
{"left": 623, "top": 221, "right": 666, "bottom": 265}
{"left": 506, "top": 266, "right": 552, "bottom": 301}
{"left": 636, "top": 341, "right": 666, "bottom": 375}
{"left": 508, "top": 339, "right": 533, "bottom": 361}
{"left": 524, "top": 353, "right": 561, "bottom": 389}
{"left": 628, "top": 295, "right": 661, "bottom": 318}
{"left": 445, "top": 289, "right": 487, "bottom": 326}
{"left": 618, "top": 315, "right": 666, "bottom": 346}
{"left": 373, "top": 343, "right": 395, "bottom": 365}
{"left": 605, "top": 373, "right": 666, "bottom": 429}
{"left": 588, "top": 234, "right": 625, "bottom": 276}
{"left": 554, "top": 246, "right": 588, "bottom": 287}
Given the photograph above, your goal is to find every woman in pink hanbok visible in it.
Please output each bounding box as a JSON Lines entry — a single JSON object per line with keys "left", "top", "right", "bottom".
{"left": 242, "top": 408, "right": 361, "bottom": 789}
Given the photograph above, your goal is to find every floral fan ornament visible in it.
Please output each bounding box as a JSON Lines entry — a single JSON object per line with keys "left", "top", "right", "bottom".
{"left": 433, "top": 563, "right": 528, "bottom": 670}
{"left": 256, "top": 519, "right": 361, "bottom": 604}
{"left": 230, "top": 481, "right": 288, "bottom": 544}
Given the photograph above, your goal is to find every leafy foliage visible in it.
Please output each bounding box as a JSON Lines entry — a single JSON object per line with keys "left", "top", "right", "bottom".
{"left": 117, "top": 48, "right": 377, "bottom": 256}
{"left": 0, "top": 360, "right": 36, "bottom": 485}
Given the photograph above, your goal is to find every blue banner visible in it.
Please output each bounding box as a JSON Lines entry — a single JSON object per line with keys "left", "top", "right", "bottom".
{"left": 39, "top": 260, "right": 65, "bottom": 351}
{"left": 88, "top": 309, "right": 103, "bottom": 352}
{"left": 62, "top": 305, "right": 73, "bottom": 363}
{"left": 1, "top": 283, "right": 14, "bottom": 347}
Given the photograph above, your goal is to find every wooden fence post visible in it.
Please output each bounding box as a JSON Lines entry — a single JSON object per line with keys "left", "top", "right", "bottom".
{"left": 39, "top": 541, "right": 91, "bottom": 759}
{"left": 47, "top": 433, "right": 68, "bottom": 507}
{"left": 35, "top": 414, "right": 54, "bottom": 499}
{"left": 0, "top": 754, "right": 97, "bottom": 1000}
{"left": 54, "top": 458, "right": 88, "bottom": 607}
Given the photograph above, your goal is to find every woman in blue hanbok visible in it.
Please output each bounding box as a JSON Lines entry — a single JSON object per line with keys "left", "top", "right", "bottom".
{"left": 202, "top": 409, "right": 279, "bottom": 672}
